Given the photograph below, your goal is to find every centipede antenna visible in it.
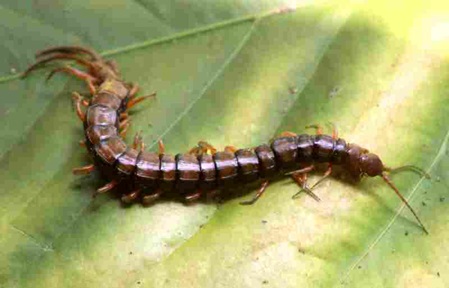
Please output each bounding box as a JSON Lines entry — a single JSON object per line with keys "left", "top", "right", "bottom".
{"left": 381, "top": 172, "right": 428, "bottom": 234}
{"left": 385, "top": 165, "right": 431, "bottom": 179}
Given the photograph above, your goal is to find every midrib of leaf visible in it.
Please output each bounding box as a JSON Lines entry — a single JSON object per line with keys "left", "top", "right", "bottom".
{"left": 340, "top": 127, "right": 449, "bottom": 284}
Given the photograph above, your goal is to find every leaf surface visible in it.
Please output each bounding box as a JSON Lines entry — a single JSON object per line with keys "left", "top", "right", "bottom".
{"left": 1, "top": 1, "right": 448, "bottom": 287}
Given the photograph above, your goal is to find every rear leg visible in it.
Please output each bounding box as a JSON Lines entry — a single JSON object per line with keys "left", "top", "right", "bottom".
{"left": 23, "top": 53, "right": 97, "bottom": 78}
{"left": 48, "top": 66, "right": 98, "bottom": 95}
{"left": 36, "top": 46, "right": 101, "bottom": 60}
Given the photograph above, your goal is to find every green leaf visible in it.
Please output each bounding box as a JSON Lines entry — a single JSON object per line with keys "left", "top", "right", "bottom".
{"left": 1, "top": 1, "right": 449, "bottom": 287}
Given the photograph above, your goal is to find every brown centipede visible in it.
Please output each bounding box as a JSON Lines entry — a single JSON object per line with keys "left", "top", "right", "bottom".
{"left": 23, "top": 45, "right": 431, "bottom": 234}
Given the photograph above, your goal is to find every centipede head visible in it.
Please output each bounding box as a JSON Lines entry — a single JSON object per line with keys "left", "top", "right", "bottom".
{"left": 345, "top": 144, "right": 430, "bottom": 234}
{"left": 359, "top": 153, "right": 384, "bottom": 177}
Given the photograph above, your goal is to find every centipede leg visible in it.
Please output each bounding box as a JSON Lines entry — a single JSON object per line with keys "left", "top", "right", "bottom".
{"left": 188, "top": 147, "right": 201, "bottom": 156}
{"left": 73, "top": 94, "right": 89, "bottom": 107}
{"left": 119, "top": 118, "right": 130, "bottom": 130}
{"left": 279, "top": 131, "right": 297, "bottom": 137}
{"left": 224, "top": 145, "right": 238, "bottom": 153}
{"left": 305, "top": 124, "right": 323, "bottom": 135}
{"left": 47, "top": 66, "right": 97, "bottom": 95}
{"left": 96, "top": 180, "right": 118, "bottom": 194}
{"left": 201, "top": 141, "right": 217, "bottom": 155}
{"left": 327, "top": 122, "right": 338, "bottom": 139}
{"left": 106, "top": 60, "right": 119, "bottom": 73}
{"left": 142, "top": 190, "right": 162, "bottom": 205}
{"left": 119, "top": 123, "right": 130, "bottom": 138}
{"left": 240, "top": 180, "right": 270, "bottom": 205}
{"left": 128, "top": 83, "right": 140, "bottom": 98}
{"left": 291, "top": 173, "right": 321, "bottom": 201}
{"left": 119, "top": 112, "right": 129, "bottom": 121}
{"left": 139, "top": 139, "right": 146, "bottom": 151}
{"left": 121, "top": 189, "right": 141, "bottom": 204}
{"left": 310, "top": 164, "right": 332, "bottom": 190}
{"left": 185, "top": 190, "right": 202, "bottom": 203}
{"left": 72, "top": 164, "right": 95, "bottom": 175}
{"left": 158, "top": 140, "right": 165, "bottom": 155}
{"left": 285, "top": 165, "right": 315, "bottom": 176}
{"left": 132, "top": 132, "right": 143, "bottom": 150}
{"left": 189, "top": 141, "right": 217, "bottom": 156}
{"left": 72, "top": 92, "right": 86, "bottom": 121}
{"left": 126, "top": 91, "right": 156, "bottom": 110}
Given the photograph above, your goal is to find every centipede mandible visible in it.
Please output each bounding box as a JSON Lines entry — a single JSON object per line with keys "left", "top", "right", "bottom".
{"left": 23, "top": 46, "right": 431, "bottom": 234}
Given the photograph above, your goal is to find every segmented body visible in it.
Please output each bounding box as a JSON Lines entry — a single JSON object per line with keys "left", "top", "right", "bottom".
{"left": 23, "top": 46, "right": 430, "bottom": 234}
{"left": 87, "top": 96, "right": 349, "bottom": 197}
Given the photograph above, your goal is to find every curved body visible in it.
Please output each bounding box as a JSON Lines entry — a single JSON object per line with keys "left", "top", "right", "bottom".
{"left": 84, "top": 84, "right": 355, "bottom": 197}
{"left": 23, "top": 46, "right": 430, "bottom": 234}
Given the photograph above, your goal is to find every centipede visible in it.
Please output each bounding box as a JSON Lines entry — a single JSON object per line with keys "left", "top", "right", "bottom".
{"left": 23, "top": 45, "right": 431, "bottom": 234}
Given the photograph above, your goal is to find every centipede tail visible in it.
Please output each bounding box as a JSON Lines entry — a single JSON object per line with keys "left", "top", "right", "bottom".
{"left": 36, "top": 45, "right": 102, "bottom": 60}
{"left": 24, "top": 45, "right": 431, "bottom": 234}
